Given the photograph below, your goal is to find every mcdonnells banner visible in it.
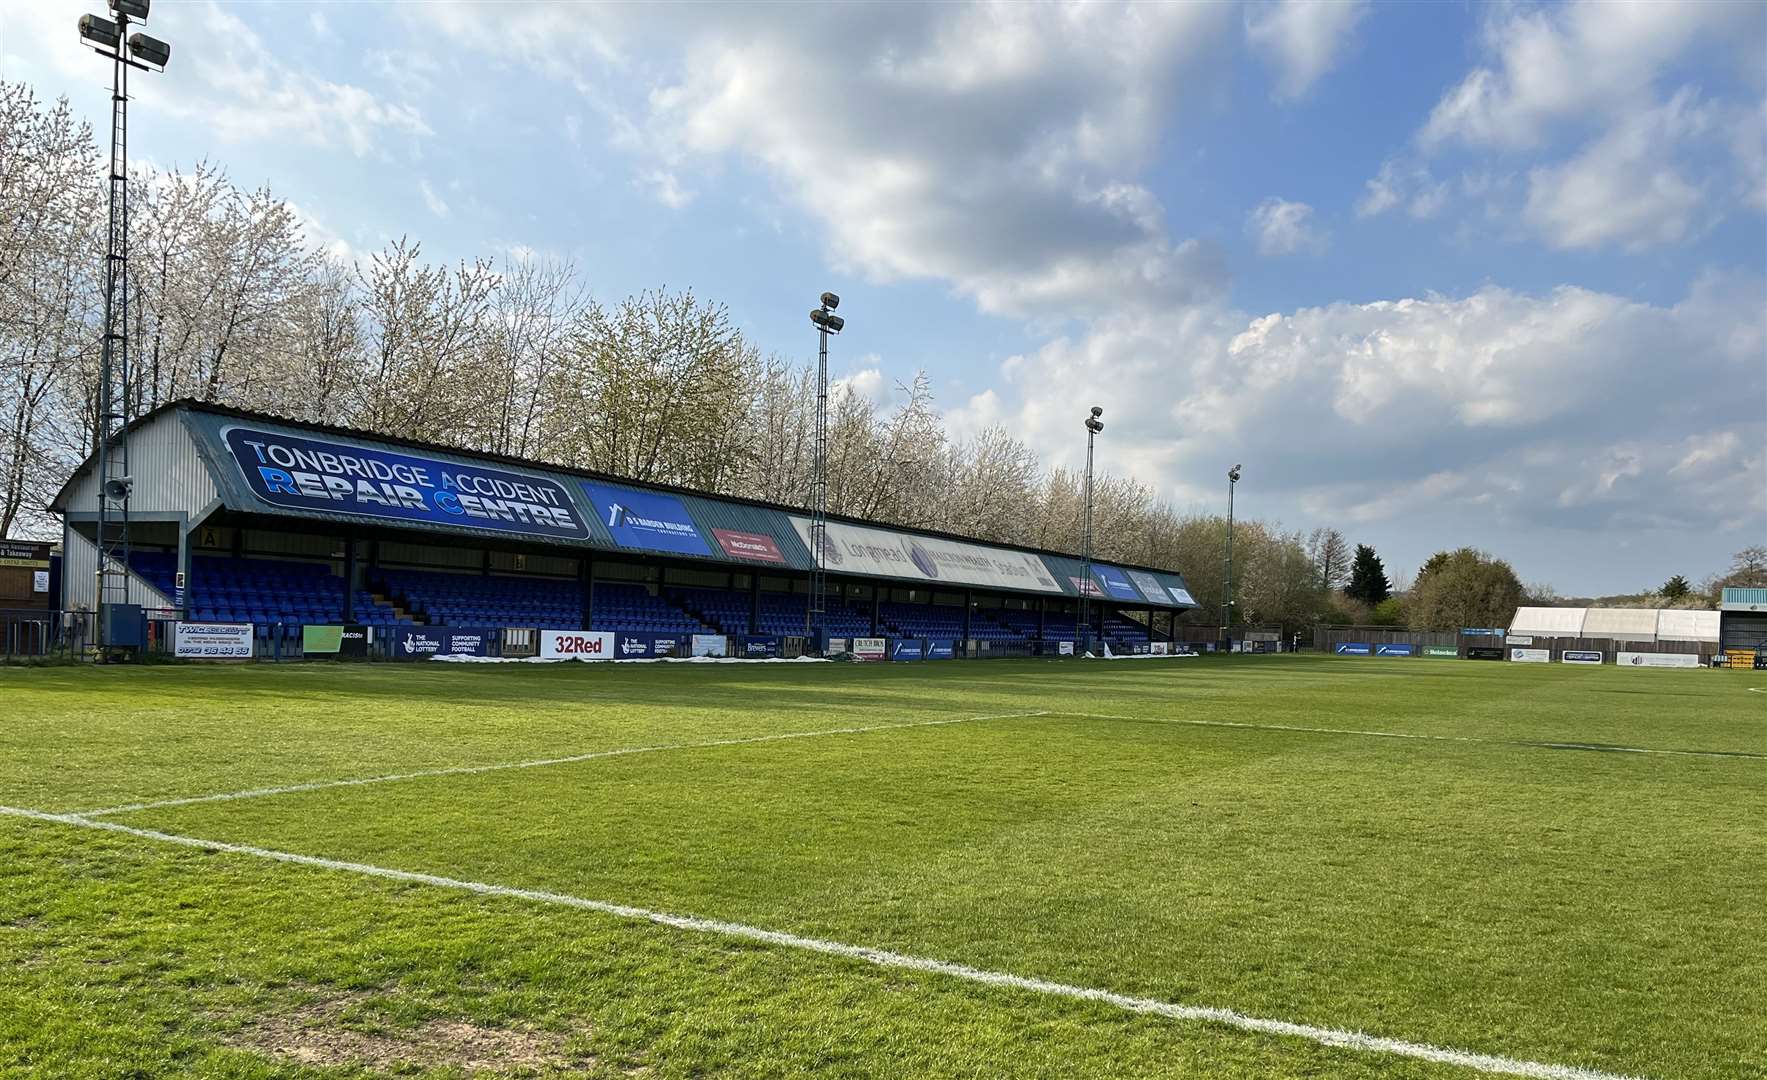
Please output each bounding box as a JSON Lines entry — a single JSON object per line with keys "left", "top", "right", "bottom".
{"left": 791, "top": 517, "right": 1062, "bottom": 593}
{"left": 225, "top": 427, "right": 588, "bottom": 541}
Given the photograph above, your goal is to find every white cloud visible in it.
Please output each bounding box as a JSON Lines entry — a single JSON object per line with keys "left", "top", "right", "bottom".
{"left": 1420, "top": 2, "right": 1749, "bottom": 150}
{"left": 1247, "top": 198, "right": 1327, "bottom": 256}
{"left": 639, "top": 169, "right": 694, "bottom": 209}
{"left": 958, "top": 272, "right": 1766, "bottom": 536}
{"left": 1357, "top": 160, "right": 1448, "bottom": 220}
{"left": 1244, "top": 0, "right": 1371, "bottom": 101}
{"left": 418, "top": 179, "right": 450, "bottom": 219}
{"left": 1522, "top": 90, "right": 1714, "bottom": 251}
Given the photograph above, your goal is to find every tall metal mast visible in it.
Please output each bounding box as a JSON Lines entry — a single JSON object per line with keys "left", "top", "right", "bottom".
{"left": 806, "top": 293, "right": 844, "bottom": 640}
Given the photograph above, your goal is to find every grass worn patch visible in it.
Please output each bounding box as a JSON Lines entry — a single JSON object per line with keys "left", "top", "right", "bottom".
{"left": 0, "top": 655, "right": 1762, "bottom": 1079}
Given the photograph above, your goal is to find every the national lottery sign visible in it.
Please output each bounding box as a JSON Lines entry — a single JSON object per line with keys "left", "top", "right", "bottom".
{"left": 225, "top": 428, "right": 588, "bottom": 541}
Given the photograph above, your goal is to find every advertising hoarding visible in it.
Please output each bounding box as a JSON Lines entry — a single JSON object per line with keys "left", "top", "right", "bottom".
{"left": 1375, "top": 643, "right": 1414, "bottom": 657}
{"left": 1335, "top": 642, "right": 1372, "bottom": 655}
{"left": 225, "top": 427, "right": 588, "bottom": 541}
{"left": 711, "top": 528, "right": 787, "bottom": 564}
{"left": 1423, "top": 646, "right": 1460, "bottom": 658}
{"left": 302, "top": 625, "right": 344, "bottom": 654}
{"left": 1561, "top": 650, "right": 1604, "bottom": 665}
{"left": 891, "top": 640, "right": 924, "bottom": 661}
{"left": 742, "top": 636, "right": 781, "bottom": 658}
{"left": 1057, "top": 640, "right": 1075, "bottom": 656}
{"left": 174, "top": 622, "right": 253, "bottom": 658}
{"left": 581, "top": 483, "right": 712, "bottom": 556}
{"left": 690, "top": 633, "right": 728, "bottom": 657}
{"left": 395, "top": 627, "right": 491, "bottom": 659}
{"left": 540, "top": 630, "right": 615, "bottom": 659}
{"left": 1149, "top": 642, "right": 1169, "bottom": 655}
{"left": 1617, "top": 651, "right": 1700, "bottom": 668}
{"left": 1091, "top": 565, "right": 1142, "bottom": 602}
{"left": 852, "top": 637, "right": 886, "bottom": 661}
{"left": 925, "top": 640, "right": 955, "bottom": 660}
{"left": 1507, "top": 635, "right": 1534, "bottom": 646}
{"left": 1510, "top": 647, "right": 1551, "bottom": 663}
{"left": 1126, "top": 570, "right": 1167, "bottom": 605}
{"left": 1466, "top": 646, "right": 1505, "bottom": 660}
{"left": 1168, "top": 586, "right": 1197, "bottom": 606}
{"left": 790, "top": 517, "right": 1062, "bottom": 594}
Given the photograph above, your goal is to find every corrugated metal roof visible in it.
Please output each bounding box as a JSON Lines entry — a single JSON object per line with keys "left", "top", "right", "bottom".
{"left": 1721, "top": 587, "right": 1767, "bottom": 611}
{"left": 55, "top": 400, "right": 1198, "bottom": 606}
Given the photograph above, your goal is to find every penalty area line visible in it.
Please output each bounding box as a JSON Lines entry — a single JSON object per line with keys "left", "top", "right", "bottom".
{"left": 1051, "top": 712, "right": 1765, "bottom": 761}
{"left": 0, "top": 803, "right": 1647, "bottom": 1080}
{"left": 79, "top": 709, "right": 1052, "bottom": 817}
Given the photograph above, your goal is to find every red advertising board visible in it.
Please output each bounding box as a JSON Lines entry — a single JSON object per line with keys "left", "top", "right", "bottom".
{"left": 712, "top": 528, "right": 786, "bottom": 564}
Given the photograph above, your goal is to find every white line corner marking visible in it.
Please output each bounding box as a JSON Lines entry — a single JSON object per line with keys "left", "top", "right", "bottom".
{"left": 1, "top": 805, "right": 1645, "bottom": 1080}
{"left": 80, "top": 710, "right": 1052, "bottom": 817}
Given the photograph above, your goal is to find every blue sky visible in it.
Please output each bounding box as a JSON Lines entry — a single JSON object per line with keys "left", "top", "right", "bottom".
{"left": 7, "top": 0, "right": 1764, "bottom": 594}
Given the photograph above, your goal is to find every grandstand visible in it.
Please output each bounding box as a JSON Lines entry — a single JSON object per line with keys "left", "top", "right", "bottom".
{"left": 47, "top": 401, "right": 1199, "bottom": 657}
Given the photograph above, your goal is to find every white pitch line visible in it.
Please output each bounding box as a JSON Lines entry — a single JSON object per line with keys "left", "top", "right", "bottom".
{"left": 80, "top": 710, "right": 1051, "bottom": 817}
{"left": 1053, "top": 712, "right": 1764, "bottom": 761}
{"left": 0, "top": 804, "right": 1647, "bottom": 1080}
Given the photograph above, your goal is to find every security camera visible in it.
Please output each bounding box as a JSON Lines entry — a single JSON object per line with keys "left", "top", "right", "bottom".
{"left": 820, "top": 291, "right": 840, "bottom": 311}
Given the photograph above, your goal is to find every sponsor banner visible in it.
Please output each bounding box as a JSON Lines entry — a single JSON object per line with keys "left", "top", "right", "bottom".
{"left": 1150, "top": 642, "right": 1169, "bottom": 655}
{"left": 616, "top": 633, "right": 654, "bottom": 658}
{"left": 742, "top": 636, "right": 781, "bottom": 659}
{"left": 1561, "top": 650, "right": 1604, "bottom": 665}
{"left": 1091, "top": 564, "right": 1142, "bottom": 602}
{"left": 1057, "top": 640, "right": 1075, "bottom": 656}
{"left": 1068, "top": 576, "right": 1105, "bottom": 597}
{"left": 925, "top": 639, "right": 956, "bottom": 660}
{"left": 302, "top": 624, "right": 344, "bottom": 654}
{"left": 651, "top": 635, "right": 683, "bottom": 657}
{"left": 790, "top": 516, "right": 1063, "bottom": 594}
{"left": 1466, "top": 646, "right": 1505, "bottom": 660}
{"left": 828, "top": 637, "right": 848, "bottom": 656}
{"left": 396, "top": 627, "right": 493, "bottom": 658}
{"left": 540, "top": 630, "right": 615, "bottom": 660}
{"left": 339, "top": 625, "right": 370, "bottom": 658}
{"left": 1461, "top": 628, "right": 1504, "bottom": 636}
{"left": 1510, "top": 647, "right": 1551, "bottom": 663}
{"left": 690, "top": 633, "right": 728, "bottom": 658}
{"left": 174, "top": 621, "right": 253, "bottom": 658}
{"left": 1172, "top": 644, "right": 1199, "bottom": 657}
{"left": 1618, "top": 651, "right": 1700, "bottom": 669}
{"left": 852, "top": 637, "right": 886, "bottom": 662}
{"left": 225, "top": 427, "right": 587, "bottom": 541}
{"left": 1507, "top": 635, "right": 1534, "bottom": 646}
{"left": 1375, "top": 643, "right": 1415, "bottom": 657}
{"left": 1335, "top": 642, "right": 1372, "bottom": 655}
{"left": 891, "top": 640, "right": 924, "bottom": 661}
{"left": 1423, "top": 646, "right": 1460, "bottom": 658}
{"left": 1126, "top": 570, "right": 1167, "bottom": 605}
{"left": 1168, "top": 586, "right": 1197, "bottom": 606}
{"left": 711, "top": 528, "right": 786, "bottom": 564}
{"left": 581, "top": 483, "right": 712, "bottom": 556}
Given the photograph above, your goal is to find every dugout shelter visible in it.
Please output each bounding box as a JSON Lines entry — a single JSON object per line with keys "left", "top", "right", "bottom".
{"left": 48, "top": 401, "right": 1199, "bottom": 658}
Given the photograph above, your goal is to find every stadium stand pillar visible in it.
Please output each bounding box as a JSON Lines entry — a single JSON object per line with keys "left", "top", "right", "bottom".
{"left": 963, "top": 589, "right": 973, "bottom": 642}
{"left": 341, "top": 533, "right": 357, "bottom": 622}
{"left": 175, "top": 520, "right": 191, "bottom": 615}
{"left": 1037, "top": 597, "right": 1047, "bottom": 640}
{"left": 578, "top": 557, "right": 595, "bottom": 631}
{"left": 748, "top": 575, "right": 760, "bottom": 636}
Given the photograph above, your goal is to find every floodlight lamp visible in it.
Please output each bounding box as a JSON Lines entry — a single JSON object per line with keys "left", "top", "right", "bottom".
{"left": 1085, "top": 417, "right": 1104, "bottom": 434}
{"left": 127, "top": 32, "right": 169, "bottom": 68}
{"left": 1228, "top": 464, "right": 1241, "bottom": 482}
{"left": 79, "top": 14, "right": 120, "bottom": 49}
{"left": 109, "top": 0, "right": 149, "bottom": 20}
{"left": 820, "top": 291, "right": 840, "bottom": 311}
{"left": 1089, "top": 406, "right": 1103, "bottom": 418}
{"left": 811, "top": 309, "right": 843, "bottom": 333}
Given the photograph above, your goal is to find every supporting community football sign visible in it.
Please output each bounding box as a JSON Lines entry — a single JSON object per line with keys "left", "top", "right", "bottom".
{"left": 225, "top": 427, "right": 588, "bottom": 541}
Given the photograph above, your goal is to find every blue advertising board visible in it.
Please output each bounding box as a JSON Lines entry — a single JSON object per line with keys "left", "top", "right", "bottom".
{"left": 615, "top": 632, "right": 688, "bottom": 658}
{"left": 225, "top": 427, "right": 588, "bottom": 541}
{"left": 1336, "top": 642, "right": 1372, "bottom": 655}
{"left": 891, "top": 640, "right": 923, "bottom": 661}
{"left": 1092, "top": 564, "right": 1143, "bottom": 602}
{"left": 1375, "top": 643, "right": 1415, "bottom": 657}
{"left": 393, "top": 626, "right": 494, "bottom": 659}
{"left": 579, "top": 482, "right": 712, "bottom": 556}
{"left": 925, "top": 639, "right": 956, "bottom": 660}
{"left": 741, "top": 636, "right": 781, "bottom": 658}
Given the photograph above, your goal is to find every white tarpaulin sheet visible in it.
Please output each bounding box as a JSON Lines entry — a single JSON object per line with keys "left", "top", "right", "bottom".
{"left": 791, "top": 516, "right": 1063, "bottom": 593}
{"left": 1655, "top": 609, "right": 1719, "bottom": 643}
{"left": 1580, "top": 608, "right": 1660, "bottom": 642}
{"left": 1508, "top": 607, "right": 1586, "bottom": 637}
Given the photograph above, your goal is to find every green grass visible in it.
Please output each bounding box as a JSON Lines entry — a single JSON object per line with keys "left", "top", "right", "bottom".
{"left": 1, "top": 655, "right": 1762, "bottom": 1079}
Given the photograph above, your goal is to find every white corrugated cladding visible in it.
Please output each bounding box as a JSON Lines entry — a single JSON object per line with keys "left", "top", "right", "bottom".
{"left": 59, "top": 410, "right": 219, "bottom": 519}
{"left": 1580, "top": 608, "right": 1660, "bottom": 642}
{"left": 62, "top": 528, "right": 174, "bottom": 611}
{"left": 1508, "top": 606, "right": 1588, "bottom": 637}
{"left": 1656, "top": 609, "right": 1720, "bottom": 643}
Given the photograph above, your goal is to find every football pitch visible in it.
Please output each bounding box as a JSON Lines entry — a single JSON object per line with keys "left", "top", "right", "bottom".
{"left": 1, "top": 656, "right": 1761, "bottom": 1080}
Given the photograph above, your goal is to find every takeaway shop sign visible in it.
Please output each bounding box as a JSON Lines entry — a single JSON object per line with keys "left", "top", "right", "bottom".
{"left": 225, "top": 428, "right": 588, "bottom": 541}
